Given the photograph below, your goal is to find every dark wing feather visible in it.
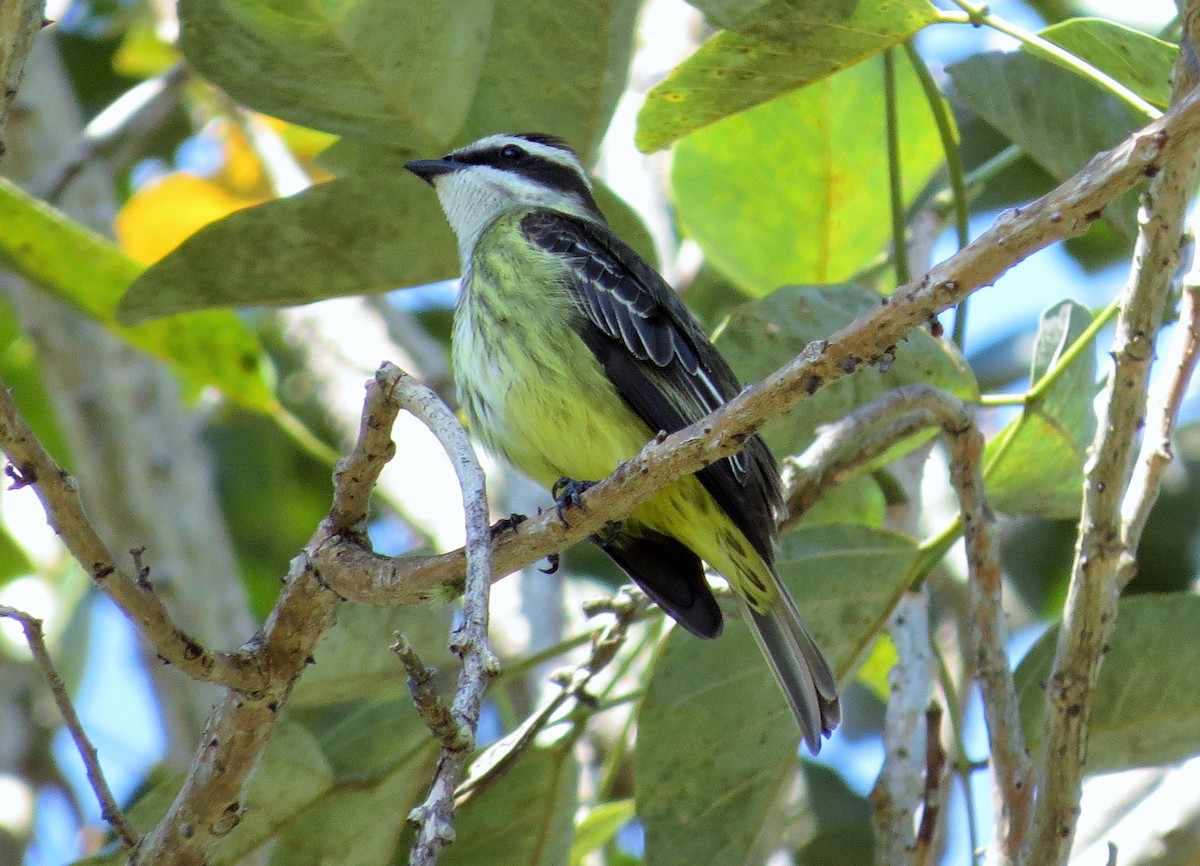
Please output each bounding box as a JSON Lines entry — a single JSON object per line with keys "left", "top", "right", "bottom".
{"left": 520, "top": 209, "right": 783, "bottom": 564}
{"left": 595, "top": 529, "right": 722, "bottom": 639}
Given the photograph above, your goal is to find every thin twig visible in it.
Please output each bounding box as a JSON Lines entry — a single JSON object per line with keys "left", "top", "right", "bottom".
{"left": 0, "top": 380, "right": 260, "bottom": 691}
{"left": 1119, "top": 280, "right": 1200, "bottom": 565}
{"left": 0, "top": 604, "right": 140, "bottom": 848}
{"left": 389, "top": 368, "right": 497, "bottom": 866}
{"left": 833, "top": 385, "right": 1028, "bottom": 862}
{"left": 319, "top": 86, "right": 1200, "bottom": 611}
{"left": 134, "top": 364, "right": 408, "bottom": 866}
{"left": 1029, "top": 30, "right": 1200, "bottom": 863}
{"left": 937, "top": 393, "right": 1033, "bottom": 862}
{"left": 455, "top": 587, "right": 648, "bottom": 803}
{"left": 915, "top": 703, "right": 948, "bottom": 866}
{"left": 781, "top": 394, "right": 943, "bottom": 529}
{"left": 393, "top": 635, "right": 467, "bottom": 750}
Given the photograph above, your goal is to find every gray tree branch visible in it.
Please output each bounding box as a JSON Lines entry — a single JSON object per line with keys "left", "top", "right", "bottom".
{"left": 1028, "top": 33, "right": 1200, "bottom": 866}
{"left": 389, "top": 368, "right": 497, "bottom": 866}
{"left": 0, "top": 604, "right": 139, "bottom": 849}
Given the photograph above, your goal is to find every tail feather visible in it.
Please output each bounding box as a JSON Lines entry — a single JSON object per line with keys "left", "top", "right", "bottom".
{"left": 738, "top": 591, "right": 841, "bottom": 754}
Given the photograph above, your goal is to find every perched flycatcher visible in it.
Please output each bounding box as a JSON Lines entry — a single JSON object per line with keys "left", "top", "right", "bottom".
{"left": 407, "top": 133, "right": 840, "bottom": 752}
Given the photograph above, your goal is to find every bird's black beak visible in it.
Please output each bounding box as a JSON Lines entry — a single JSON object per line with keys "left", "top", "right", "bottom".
{"left": 405, "top": 158, "right": 459, "bottom": 185}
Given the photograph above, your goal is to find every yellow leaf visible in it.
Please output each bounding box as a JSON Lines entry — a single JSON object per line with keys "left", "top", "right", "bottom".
{"left": 115, "top": 174, "right": 260, "bottom": 265}
{"left": 215, "top": 121, "right": 272, "bottom": 196}
{"left": 113, "top": 17, "right": 180, "bottom": 77}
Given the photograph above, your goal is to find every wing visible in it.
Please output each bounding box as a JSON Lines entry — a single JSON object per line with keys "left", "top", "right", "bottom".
{"left": 520, "top": 209, "right": 783, "bottom": 563}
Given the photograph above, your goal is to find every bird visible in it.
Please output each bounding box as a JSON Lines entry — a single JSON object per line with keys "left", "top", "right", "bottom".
{"left": 406, "top": 132, "right": 840, "bottom": 752}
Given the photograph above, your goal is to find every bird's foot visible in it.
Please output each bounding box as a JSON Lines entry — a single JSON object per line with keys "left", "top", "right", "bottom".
{"left": 490, "top": 512, "right": 527, "bottom": 537}
{"left": 551, "top": 476, "right": 596, "bottom": 525}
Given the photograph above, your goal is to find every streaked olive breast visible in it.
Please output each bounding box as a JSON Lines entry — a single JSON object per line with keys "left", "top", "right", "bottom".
{"left": 453, "top": 211, "right": 650, "bottom": 486}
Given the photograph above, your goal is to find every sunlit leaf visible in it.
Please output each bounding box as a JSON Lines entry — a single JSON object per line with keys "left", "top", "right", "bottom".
{"left": 672, "top": 58, "right": 945, "bottom": 294}
{"left": 0, "top": 176, "right": 276, "bottom": 411}
{"left": 116, "top": 173, "right": 262, "bottom": 265}
{"left": 570, "top": 800, "right": 636, "bottom": 866}
{"left": 1040, "top": 18, "right": 1177, "bottom": 110}
{"left": 638, "top": 0, "right": 938, "bottom": 151}
{"left": 984, "top": 301, "right": 1097, "bottom": 518}
{"left": 112, "top": 15, "right": 180, "bottom": 77}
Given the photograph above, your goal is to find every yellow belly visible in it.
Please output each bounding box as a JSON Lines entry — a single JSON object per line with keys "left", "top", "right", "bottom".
{"left": 453, "top": 215, "right": 777, "bottom": 610}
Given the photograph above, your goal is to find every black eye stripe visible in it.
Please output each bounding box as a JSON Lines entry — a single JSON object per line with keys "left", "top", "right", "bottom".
{"left": 452, "top": 144, "right": 536, "bottom": 168}
{"left": 440, "top": 141, "right": 604, "bottom": 221}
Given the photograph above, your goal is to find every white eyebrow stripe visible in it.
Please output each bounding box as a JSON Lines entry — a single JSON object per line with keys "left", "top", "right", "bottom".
{"left": 449, "top": 134, "right": 588, "bottom": 179}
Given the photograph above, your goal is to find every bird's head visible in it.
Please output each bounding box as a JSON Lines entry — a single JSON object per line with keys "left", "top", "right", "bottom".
{"left": 406, "top": 133, "right": 603, "bottom": 260}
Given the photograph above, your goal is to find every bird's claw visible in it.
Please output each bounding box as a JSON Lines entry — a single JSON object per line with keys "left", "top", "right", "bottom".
{"left": 551, "top": 477, "right": 596, "bottom": 525}
{"left": 490, "top": 512, "right": 527, "bottom": 537}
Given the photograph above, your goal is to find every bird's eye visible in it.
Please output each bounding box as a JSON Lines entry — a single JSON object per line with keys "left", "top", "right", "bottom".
{"left": 499, "top": 144, "right": 525, "bottom": 161}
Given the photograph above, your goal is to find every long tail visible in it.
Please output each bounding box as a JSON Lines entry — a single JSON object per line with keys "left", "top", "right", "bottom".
{"left": 737, "top": 590, "right": 841, "bottom": 754}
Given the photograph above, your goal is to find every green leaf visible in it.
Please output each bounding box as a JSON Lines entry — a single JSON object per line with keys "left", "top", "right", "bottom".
{"left": 307, "top": 697, "right": 441, "bottom": 780}
{"left": 716, "top": 284, "right": 978, "bottom": 458}
{"left": 456, "top": 0, "right": 640, "bottom": 162}
{"left": 428, "top": 732, "right": 579, "bottom": 866}
{"left": 948, "top": 51, "right": 1146, "bottom": 237}
{"left": 671, "top": 57, "right": 945, "bottom": 294}
{"left": 118, "top": 176, "right": 655, "bottom": 319}
{"left": 0, "top": 524, "right": 33, "bottom": 587}
{"left": 216, "top": 721, "right": 338, "bottom": 862}
{"left": 178, "top": 0, "right": 495, "bottom": 147}
{"left": 854, "top": 633, "right": 897, "bottom": 702}
{"left": 793, "top": 762, "right": 875, "bottom": 866}
{"left": 0, "top": 176, "right": 276, "bottom": 412}
{"left": 683, "top": 0, "right": 781, "bottom": 30}
{"left": 105, "top": 722, "right": 339, "bottom": 864}
{"left": 313, "top": 0, "right": 640, "bottom": 168}
{"left": 1016, "top": 593, "right": 1200, "bottom": 774}
{"left": 92, "top": 706, "right": 437, "bottom": 865}
{"left": 636, "top": 524, "right": 919, "bottom": 866}
{"left": 637, "top": 0, "right": 938, "bottom": 151}
{"left": 117, "top": 174, "right": 456, "bottom": 323}
{"left": 1040, "top": 18, "right": 1177, "bottom": 110}
{"left": 291, "top": 602, "right": 455, "bottom": 708}
{"left": 797, "top": 475, "right": 887, "bottom": 528}
{"left": 984, "top": 301, "right": 1097, "bottom": 518}
{"left": 270, "top": 766, "right": 432, "bottom": 866}
{"left": 569, "top": 800, "right": 635, "bottom": 866}
{"left": 268, "top": 704, "right": 438, "bottom": 866}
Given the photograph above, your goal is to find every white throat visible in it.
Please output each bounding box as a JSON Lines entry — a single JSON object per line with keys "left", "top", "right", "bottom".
{"left": 432, "top": 166, "right": 602, "bottom": 267}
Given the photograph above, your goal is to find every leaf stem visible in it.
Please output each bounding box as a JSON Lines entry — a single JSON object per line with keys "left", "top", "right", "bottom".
{"left": 883, "top": 49, "right": 911, "bottom": 286}
{"left": 938, "top": 1, "right": 1160, "bottom": 119}
{"left": 1025, "top": 296, "right": 1121, "bottom": 403}
{"left": 903, "top": 40, "right": 971, "bottom": 347}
